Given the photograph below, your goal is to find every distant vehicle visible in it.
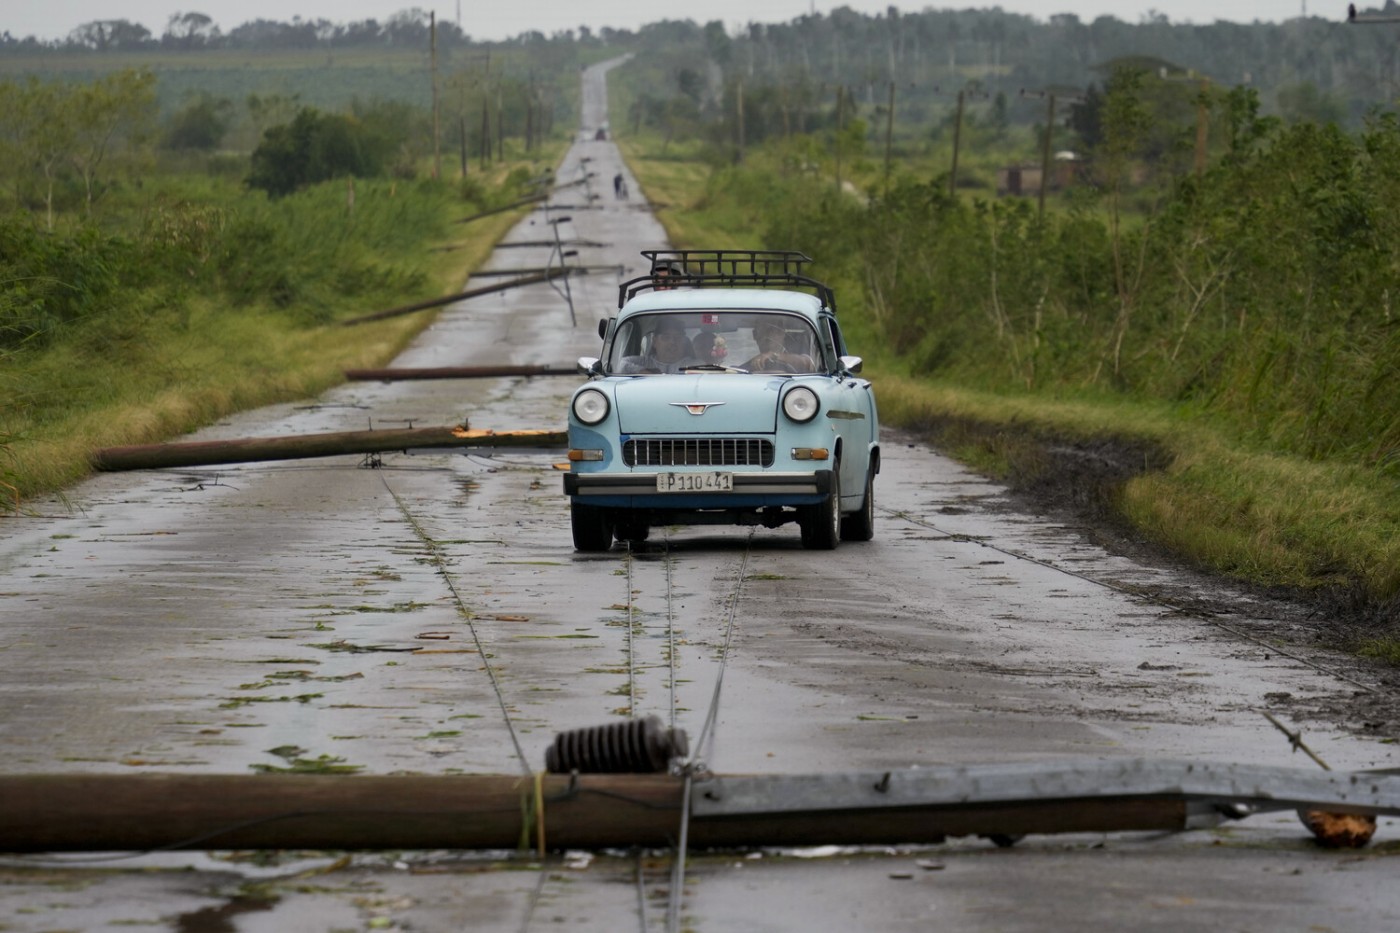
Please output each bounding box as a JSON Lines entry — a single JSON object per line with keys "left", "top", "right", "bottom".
{"left": 563, "top": 250, "right": 879, "bottom": 551}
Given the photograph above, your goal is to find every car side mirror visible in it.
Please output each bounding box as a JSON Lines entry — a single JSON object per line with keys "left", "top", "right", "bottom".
{"left": 578, "top": 356, "right": 604, "bottom": 376}
{"left": 839, "top": 355, "right": 864, "bottom": 375}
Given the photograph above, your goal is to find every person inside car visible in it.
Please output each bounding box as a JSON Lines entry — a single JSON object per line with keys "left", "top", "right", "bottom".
{"left": 741, "top": 321, "right": 816, "bottom": 372}
{"left": 619, "top": 318, "right": 700, "bottom": 373}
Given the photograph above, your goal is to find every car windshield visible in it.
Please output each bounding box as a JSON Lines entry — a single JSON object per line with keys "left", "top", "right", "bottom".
{"left": 605, "top": 312, "right": 824, "bottom": 375}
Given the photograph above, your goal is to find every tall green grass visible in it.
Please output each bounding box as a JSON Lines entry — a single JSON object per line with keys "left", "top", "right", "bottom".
{"left": 0, "top": 151, "right": 561, "bottom": 504}
{"left": 617, "top": 123, "right": 1400, "bottom": 625}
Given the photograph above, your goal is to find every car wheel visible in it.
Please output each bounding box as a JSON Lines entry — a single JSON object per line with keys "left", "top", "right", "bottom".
{"left": 800, "top": 470, "right": 841, "bottom": 550}
{"left": 571, "top": 503, "right": 614, "bottom": 552}
{"left": 840, "top": 466, "right": 875, "bottom": 542}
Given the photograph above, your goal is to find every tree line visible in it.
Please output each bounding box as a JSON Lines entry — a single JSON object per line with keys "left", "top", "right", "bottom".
{"left": 3, "top": 8, "right": 632, "bottom": 53}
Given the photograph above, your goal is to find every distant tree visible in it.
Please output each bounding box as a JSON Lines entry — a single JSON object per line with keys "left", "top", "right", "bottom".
{"left": 247, "top": 107, "right": 385, "bottom": 197}
{"left": 0, "top": 78, "right": 74, "bottom": 228}
{"left": 163, "top": 93, "right": 233, "bottom": 150}
{"left": 69, "top": 69, "right": 157, "bottom": 211}
{"left": 383, "top": 8, "right": 432, "bottom": 46}
{"left": 163, "top": 12, "right": 219, "bottom": 49}
{"left": 67, "top": 20, "right": 153, "bottom": 51}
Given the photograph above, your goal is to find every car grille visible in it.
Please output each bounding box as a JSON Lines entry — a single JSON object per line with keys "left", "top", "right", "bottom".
{"left": 624, "top": 437, "right": 775, "bottom": 467}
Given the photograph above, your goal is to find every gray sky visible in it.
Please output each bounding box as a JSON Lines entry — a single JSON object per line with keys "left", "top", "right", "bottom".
{"left": 5, "top": 0, "right": 1323, "bottom": 44}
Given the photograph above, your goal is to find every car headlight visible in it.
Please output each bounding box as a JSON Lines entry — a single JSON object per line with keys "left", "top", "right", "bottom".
{"left": 782, "top": 386, "right": 820, "bottom": 423}
{"left": 572, "top": 388, "right": 610, "bottom": 425}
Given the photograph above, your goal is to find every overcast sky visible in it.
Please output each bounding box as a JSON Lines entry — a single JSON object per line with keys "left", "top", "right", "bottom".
{"left": 5, "top": 0, "right": 1329, "bottom": 44}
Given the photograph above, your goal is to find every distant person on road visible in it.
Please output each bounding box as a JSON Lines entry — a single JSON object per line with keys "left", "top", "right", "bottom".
{"left": 613, "top": 172, "right": 628, "bottom": 199}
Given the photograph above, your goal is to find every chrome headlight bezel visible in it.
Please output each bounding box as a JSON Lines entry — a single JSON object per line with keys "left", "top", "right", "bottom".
{"left": 781, "top": 385, "right": 820, "bottom": 423}
{"left": 572, "top": 388, "right": 611, "bottom": 425}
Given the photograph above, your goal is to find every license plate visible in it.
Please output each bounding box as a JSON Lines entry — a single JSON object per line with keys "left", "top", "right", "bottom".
{"left": 655, "top": 471, "right": 733, "bottom": 492}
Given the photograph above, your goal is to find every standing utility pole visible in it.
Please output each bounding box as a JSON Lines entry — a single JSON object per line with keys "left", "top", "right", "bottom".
{"left": 883, "top": 81, "right": 896, "bottom": 198}
{"left": 736, "top": 78, "right": 746, "bottom": 163}
{"left": 430, "top": 12, "right": 441, "bottom": 180}
{"left": 834, "top": 86, "right": 844, "bottom": 194}
{"left": 1194, "top": 79, "right": 1210, "bottom": 178}
{"left": 1038, "top": 93, "right": 1056, "bottom": 222}
{"left": 948, "top": 89, "right": 965, "bottom": 199}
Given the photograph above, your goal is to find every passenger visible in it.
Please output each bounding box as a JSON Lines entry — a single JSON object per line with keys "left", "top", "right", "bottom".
{"left": 651, "top": 261, "right": 682, "bottom": 290}
{"left": 620, "top": 318, "right": 700, "bottom": 374}
{"left": 741, "top": 321, "right": 816, "bottom": 372}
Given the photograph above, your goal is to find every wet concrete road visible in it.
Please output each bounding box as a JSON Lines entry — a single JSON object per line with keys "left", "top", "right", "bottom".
{"left": 2, "top": 59, "right": 1399, "bottom": 931}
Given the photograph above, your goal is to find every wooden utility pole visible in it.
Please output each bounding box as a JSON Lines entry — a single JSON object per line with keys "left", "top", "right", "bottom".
{"left": 480, "top": 97, "right": 491, "bottom": 168}
{"left": 337, "top": 268, "right": 560, "bottom": 326}
{"left": 834, "top": 85, "right": 844, "bottom": 194}
{"left": 883, "top": 81, "right": 896, "bottom": 198}
{"left": 1038, "top": 93, "right": 1056, "bottom": 222}
{"left": 949, "top": 88, "right": 965, "bottom": 199}
{"left": 1194, "top": 78, "right": 1210, "bottom": 177}
{"left": 6, "top": 760, "right": 1396, "bottom": 852}
{"left": 460, "top": 114, "right": 468, "bottom": 177}
{"left": 430, "top": 12, "right": 441, "bottom": 179}
{"left": 91, "top": 427, "right": 566, "bottom": 472}
{"left": 736, "top": 78, "right": 746, "bottom": 163}
{"left": 345, "top": 364, "right": 577, "bottom": 381}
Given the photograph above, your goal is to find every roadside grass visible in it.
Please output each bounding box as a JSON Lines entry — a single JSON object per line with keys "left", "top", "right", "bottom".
{"left": 877, "top": 376, "right": 1400, "bottom": 603}
{"left": 1, "top": 153, "right": 557, "bottom": 506}
{"left": 614, "top": 129, "right": 1400, "bottom": 629}
{"left": 615, "top": 138, "right": 740, "bottom": 249}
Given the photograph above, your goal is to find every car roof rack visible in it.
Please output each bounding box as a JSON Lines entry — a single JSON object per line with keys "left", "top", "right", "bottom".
{"left": 618, "top": 249, "right": 837, "bottom": 312}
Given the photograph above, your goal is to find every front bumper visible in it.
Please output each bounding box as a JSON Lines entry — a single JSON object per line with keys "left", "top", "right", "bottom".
{"left": 564, "top": 469, "right": 833, "bottom": 504}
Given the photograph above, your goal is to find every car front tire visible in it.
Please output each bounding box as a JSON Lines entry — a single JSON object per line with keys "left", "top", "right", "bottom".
{"left": 571, "top": 503, "right": 614, "bottom": 552}
{"left": 800, "top": 470, "right": 841, "bottom": 550}
{"left": 840, "top": 467, "right": 875, "bottom": 542}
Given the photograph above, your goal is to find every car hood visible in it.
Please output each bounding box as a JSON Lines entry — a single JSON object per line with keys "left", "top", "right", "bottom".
{"left": 613, "top": 374, "right": 784, "bottom": 434}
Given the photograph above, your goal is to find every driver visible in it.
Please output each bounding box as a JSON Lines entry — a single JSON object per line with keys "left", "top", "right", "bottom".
{"left": 741, "top": 321, "right": 815, "bottom": 372}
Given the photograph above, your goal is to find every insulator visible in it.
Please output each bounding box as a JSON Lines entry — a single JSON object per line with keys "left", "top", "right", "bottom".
{"left": 544, "top": 716, "right": 689, "bottom": 774}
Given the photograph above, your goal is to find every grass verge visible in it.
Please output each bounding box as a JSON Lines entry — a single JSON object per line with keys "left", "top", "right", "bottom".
{"left": 615, "top": 129, "right": 1400, "bottom": 634}
{"left": 1, "top": 153, "right": 561, "bottom": 506}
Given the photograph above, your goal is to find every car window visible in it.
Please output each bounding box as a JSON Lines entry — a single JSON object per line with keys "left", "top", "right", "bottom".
{"left": 605, "top": 312, "right": 823, "bottom": 375}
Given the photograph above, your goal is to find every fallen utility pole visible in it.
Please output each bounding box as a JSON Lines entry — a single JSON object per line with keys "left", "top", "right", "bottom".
{"left": 339, "top": 270, "right": 568, "bottom": 326}
{"left": 498, "top": 239, "right": 609, "bottom": 249}
{"left": 91, "top": 427, "right": 565, "bottom": 472}
{"left": 467, "top": 265, "right": 621, "bottom": 277}
{"left": 345, "top": 364, "right": 578, "bottom": 381}
{"left": 454, "top": 194, "right": 548, "bottom": 224}
{"left": 4, "top": 760, "right": 1399, "bottom": 852}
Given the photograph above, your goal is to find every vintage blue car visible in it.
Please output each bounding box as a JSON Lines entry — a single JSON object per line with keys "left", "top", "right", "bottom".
{"left": 563, "top": 250, "right": 879, "bottom": 551}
